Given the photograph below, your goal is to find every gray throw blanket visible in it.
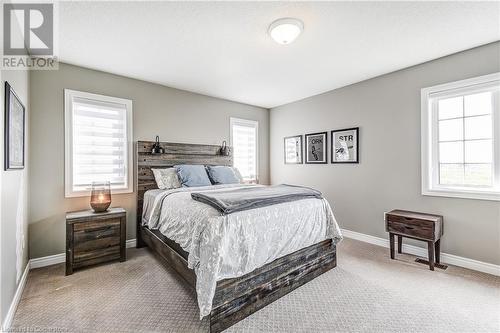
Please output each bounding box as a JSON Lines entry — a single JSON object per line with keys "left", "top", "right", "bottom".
{"left": 191, "top": 184, "right": 323, "bottom": 215}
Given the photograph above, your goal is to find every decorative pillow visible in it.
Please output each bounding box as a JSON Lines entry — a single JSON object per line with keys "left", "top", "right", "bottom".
{"left": 152, "top": 168, "right": 181, "bottom": 190}
{"left": 174, "top": 165, "right": 212, "bottom": 187}
{"left": 206, "top": 166, "right": 241, "bottom": 185}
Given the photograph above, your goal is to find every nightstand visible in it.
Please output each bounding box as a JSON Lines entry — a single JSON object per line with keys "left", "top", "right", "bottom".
{"left": 385, "top": 209, "right": 443, "bottom": 271}
{"left": 66, "top": 207, "right": 126, "bottom": 275}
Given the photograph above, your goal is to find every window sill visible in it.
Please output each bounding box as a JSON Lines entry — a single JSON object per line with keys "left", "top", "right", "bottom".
{"left": 65, "top": 187, "right": 133, "bottom": 198}
{"left": 422, "top": 188, "right": 500, "bottom": 201}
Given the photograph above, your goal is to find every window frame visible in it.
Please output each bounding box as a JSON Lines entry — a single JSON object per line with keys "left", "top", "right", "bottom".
{"left": 64, "top": 89, "right": 133, "bottom": 198}
{"left": 230, "top": 117, "right": 259, "bottom": 183}
{"left": 421, "top": 72, "right": 500, "bottom": 201}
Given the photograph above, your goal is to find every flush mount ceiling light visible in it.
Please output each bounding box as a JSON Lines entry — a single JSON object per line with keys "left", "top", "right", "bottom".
{"left": 268, "top": 18, "right": 304, "bottom": 45}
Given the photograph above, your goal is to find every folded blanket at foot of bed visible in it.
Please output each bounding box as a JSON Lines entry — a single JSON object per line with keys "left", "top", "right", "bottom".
{"left": 191, "top": 184, "right": 323, "bottom": 214}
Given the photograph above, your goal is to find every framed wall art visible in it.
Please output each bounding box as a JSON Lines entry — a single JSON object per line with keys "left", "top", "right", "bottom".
{"left": 331, "top": 127, "right": 359, "bottom": 163}
{"left": 284, "top": 135, "right": 303, "bottom": 164}
{"left": 4, "top": 82, "right": 25, "bottom": 170}
{"left": 305, "top": 132, "right": 327, "bottom": 164}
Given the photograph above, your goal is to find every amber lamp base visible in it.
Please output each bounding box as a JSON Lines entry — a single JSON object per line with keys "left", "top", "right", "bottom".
{"left": 90, "top": 201, "right": 111, "bottom": 213}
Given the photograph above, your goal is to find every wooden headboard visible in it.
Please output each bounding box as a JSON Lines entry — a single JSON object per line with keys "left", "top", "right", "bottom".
{"left": 136, "top": 141, "right": 232, "bottom": 245}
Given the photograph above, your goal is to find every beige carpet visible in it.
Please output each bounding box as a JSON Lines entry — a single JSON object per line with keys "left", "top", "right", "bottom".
{"left": 11, "top": 238, "right": 500, "bottom": 333}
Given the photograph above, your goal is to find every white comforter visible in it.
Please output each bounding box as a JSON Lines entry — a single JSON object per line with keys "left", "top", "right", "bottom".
{"left": 142, "top": 184, "right": 342, "bottom": 318}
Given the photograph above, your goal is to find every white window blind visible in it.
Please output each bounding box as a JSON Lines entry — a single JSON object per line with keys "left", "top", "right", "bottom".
{"left": 230, "top": 118, "right": 258, "bottom": 183}
{"left": 421, "top": 73, "right": 500, "bottom": 201}
{"left": 65, "top": 90, "right": 133, "bottom": 197}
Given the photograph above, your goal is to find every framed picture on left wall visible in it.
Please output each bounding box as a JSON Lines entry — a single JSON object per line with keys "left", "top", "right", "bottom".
{"left": 4, "top": 81, "right": 25, "bottom": 170}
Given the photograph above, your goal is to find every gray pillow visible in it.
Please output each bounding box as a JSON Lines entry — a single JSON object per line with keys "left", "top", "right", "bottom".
{"left": 206, "top": 166, "right": 241, "bottom": 185}
{"left": 174, "top": 165, "right": 212, "bottom": 187}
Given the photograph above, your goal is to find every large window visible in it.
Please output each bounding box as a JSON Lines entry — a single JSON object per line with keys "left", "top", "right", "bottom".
{"left": 64, "top": 89, "right": 133, "bottom": 197}
{"left": 230, "top": 117, "right": 258, "bottom": 183}
{"left": 421, "top": 73, "right": 499, "bottom": 201}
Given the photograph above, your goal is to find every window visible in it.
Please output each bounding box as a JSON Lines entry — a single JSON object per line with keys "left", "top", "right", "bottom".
{"left": 421, "top": 73, "right": 500, "bottom": 201}
{"left": 64, "top": 89, "right": 133, "bottom": 197}
{"left": 230, "top": 117, "right": 258, "bottom": 183}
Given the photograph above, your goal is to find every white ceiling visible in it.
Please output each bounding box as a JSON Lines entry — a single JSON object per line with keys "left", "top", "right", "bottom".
{"left": 57, "top": 1, "right": 500, "bottom": 108}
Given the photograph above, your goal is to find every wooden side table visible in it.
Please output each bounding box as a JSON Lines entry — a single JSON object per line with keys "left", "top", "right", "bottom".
{"left": 66, "top": 207, "right": 126, "bottom": 275}
{"left": 385, "top": 209, "right": 443, "bottom": 271}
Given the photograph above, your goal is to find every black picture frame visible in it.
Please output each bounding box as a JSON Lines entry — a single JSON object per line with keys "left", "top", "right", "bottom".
{"left": 284, "top": 135, "right": 303, "bottom": 164}
{"left": 331, "top": 127, "right": 359, "bottom": 164}
{"left": 305, "top": 132, "right": 327, "bottom": 164}
{"left": 4, "top": 81, "right": 25, "bottom": 170}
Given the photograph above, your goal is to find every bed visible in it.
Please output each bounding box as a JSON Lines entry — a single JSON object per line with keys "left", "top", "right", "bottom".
{"left": 136, "top": 141, "right": 342, "bottom": 332}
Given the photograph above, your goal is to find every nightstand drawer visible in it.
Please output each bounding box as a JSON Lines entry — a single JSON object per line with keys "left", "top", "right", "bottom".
{"left": 74, "top": 235, "right": 121, "bottom": 253}
{"left": 386, "top": 214, "right": 434, "bottom": 229}
{"left": 387, "top": 220, "right": 433, "bottom": 240}
{"left": 73, "top": 219, "right": 121, "bottom": 232}
{"left": 74, "top": 245, "right": 121, "bottom": 264}
{"left": 74, "top": 223, "right": 120, "bottom": 242}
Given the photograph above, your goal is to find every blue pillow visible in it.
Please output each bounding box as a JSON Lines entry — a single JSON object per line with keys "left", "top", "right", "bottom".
{"left": 174, "top": 165, "right": 212, "bottom": 187}
{"left": 206, "top": 166, "right": 241, "bottom": 185}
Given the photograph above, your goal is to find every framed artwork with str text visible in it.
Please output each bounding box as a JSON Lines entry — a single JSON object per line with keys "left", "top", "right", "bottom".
{"left": 331, "top": 127, "right": 359, "bottom": 163}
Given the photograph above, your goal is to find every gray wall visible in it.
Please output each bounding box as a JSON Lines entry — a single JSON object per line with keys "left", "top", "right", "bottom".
{"left": 270, "top": 42, "right": 500, "bottom": 265}
{"left": 1, "top": 68, "right": 30, "bottom": 324}
{"left": 29, "top": 62, "right": 269, "bottom": 259}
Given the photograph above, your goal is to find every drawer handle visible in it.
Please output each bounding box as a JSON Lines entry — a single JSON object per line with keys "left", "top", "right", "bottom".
{"left": 404, "top": 226, "right": 415, "bottom": 230}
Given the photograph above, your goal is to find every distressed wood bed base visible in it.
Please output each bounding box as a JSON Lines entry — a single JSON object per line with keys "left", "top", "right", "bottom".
{"left": 136, "top": 141, "right": 337, "bottom": 332}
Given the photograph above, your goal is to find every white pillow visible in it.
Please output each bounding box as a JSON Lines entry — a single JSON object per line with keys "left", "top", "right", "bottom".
{"left": 152, "top": 168, "right": 181, "bottom": 190}
{"left": 231, "top": 167, "right": 244, "bottom": 183}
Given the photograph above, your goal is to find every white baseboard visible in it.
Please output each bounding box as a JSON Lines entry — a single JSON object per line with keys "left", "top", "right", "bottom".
{"left": 125, "top": 238, "right": 137, "bottom": 248}
{"left": 341, "top": 229, "right": 500, "bottom": 276}
{"left": 30, "top": 252, "right": 65, "bottom": 269}
{"left": 30, "top": 238, "right": 137, "bottom": 269}
{"left": 2, "top": 262, "right": 30, "bottom": 331}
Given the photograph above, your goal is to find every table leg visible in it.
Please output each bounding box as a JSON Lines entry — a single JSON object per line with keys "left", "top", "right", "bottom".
{"left": 397, "top": 235, "right": 402, "bottom": 253}
{"left": 389, "top": 233, "right": 395, "bottom": 259}
{"left": 434, "top": 239, "right": 441, "bottom": 264}
{"left": 427, "top": 241, "right": 435, "bottom": 271}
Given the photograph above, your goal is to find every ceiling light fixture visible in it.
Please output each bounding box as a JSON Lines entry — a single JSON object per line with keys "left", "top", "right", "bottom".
{"left": 268, "top": 18, "right": 304, "bottom": 45}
